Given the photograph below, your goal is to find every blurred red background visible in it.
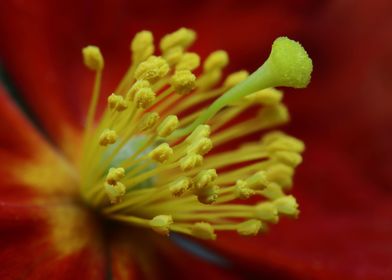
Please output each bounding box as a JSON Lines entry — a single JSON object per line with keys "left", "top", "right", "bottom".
{"left": 0, "top": 0, "right": 391, "bottom": 279}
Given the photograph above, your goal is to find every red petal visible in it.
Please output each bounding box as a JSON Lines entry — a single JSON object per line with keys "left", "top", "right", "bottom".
{"left": 0, "top": 87, "right": 107, "bottom": 278}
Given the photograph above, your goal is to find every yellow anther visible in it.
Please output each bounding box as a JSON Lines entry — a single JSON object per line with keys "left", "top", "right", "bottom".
{"left": 163, "top": 46, "right": 183, "bottom": 66}
{"left": 134, "top": 56, "right": 169, "bottom": 82}
{"left": 82, "top": 45, "right": 104, "bottom": 71}
{"left": 104, "top": 182, "right": 126, "bottom": 204}
{"left": 197, "top": 69, "right": 222, "bottom": 90}
{"left": 263, "top": 132, "right": 305, "bottom": 153}
{"left": 169, "top": 177, "right": 192, "bottom": 197}
{"left": 149, "top": 215, "right": 173, "bottom": 236}
{"left": 261, "top": 182, "right": 285, "bottom": 200}
{"left": 195, "top": 184, "right": 219, "bottom": 204}
{"left": 237, "top": 219, "right": 262, "bottom": 236}
{"left": 245, "top": 171, "right": 269, "bottom": 190}
{"left": 191, "top": 222, "right": 216, "bottom": 240}
{"left": 176, "top": 52, "right": 200, "bottom": 71}
{"left": 185, "top": 124, "right": 211, "bottom": 144}
{"left": 187, "top": 137, "right": 213, "bottom": 156}
{"left": 259, "top": 104, "right": 289, "bottom": 127}
{"left": 99, "top": 129, "right": 118, "bottom": 146}
{"left": 223, "top": 70, "right": 249, "bottom": 88}
{"left": 203, "top": 50, "right": 229, "bottom": 72}
{"left": 234, "top": 180, "right": 255, "bottom": 199}
{"left": 170, "top": 70, "right": 196, "bottom": 95}
{"left": 245, "top": 88, "right": 283, "bottom": 106}
{"left": 273, "top": 195, "right": 299, "bottom": 217}
{"left": 272, "top": 151, "right": 303, "bottom": 167}
{"left": 125, "top": 80, "right": 150, "bottom": 101}
{"left": 180, "top": 153, "right": 203, "bottom": 171}
{"left": 106, "top": 167, "right": 125, "bottom": 185}
{"left": 148, "top": 143, "right": 173, "bottom": 163}
{"left": 131, "top": 30, "right": 155, "bottom": 63}
{"left": 138, "top": 112, "right": 160, "bottom": 132}
{"left": 133, "top": 87, "right": 156, "bottom": 109}
{"left": 193, "top": 169, "right": 217, "bottom": 190}
{"left": 160, "top": 27, "right": 196, "bottom": 53}
{"left": 157, "top": 115, "right": 179, "bottom": 137}
{"left": 266, "top": 164, "right": 294, "bottom": 189}
{"left": 108, "top": 93, "right": 128, "bottom": 112}
{"left": 254, "top": 202, "right": 279, "bottom": 223}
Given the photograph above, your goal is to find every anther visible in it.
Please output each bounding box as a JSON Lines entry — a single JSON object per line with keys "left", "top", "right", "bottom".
{"left": 108, "top": 93, "right": 128, "bottom": 111}
{"left": 133, "top": 87, "right": 156, "bottom": 109}
{"left": 169, "top": 177, "right": 192, "bottom": 197}
{"left": 193, "top": 169, "right": 217, "bottom": 190}
{"left": 180, "top": 153, "right": 203, "bottom": 171}
{"left": 148, "top": 143, "right": 173, "bottom": 163}
{"left": 131, "top": 30, "right": 155, "bottom": 63}
{"left": 149, "top": 215, "right": 173, "bottom": 236}
{"left": 134, "top": 56, "right": 169, "bottom": 82}
{"left": 125, "top": 80, "right": 150, "bottom": 101}
{"left": 176, "top": 52, "right": 200, "bottom": 71}
{"left": 203, "top": 50, "right": 229, "bottom": 72}
{"left": 245, "top": 88, "right": 283, "bottom": 106}
{"left": 163, "top": 46, "right": 183, "bottom": 66}
{"left": 195, "top": 184, "right": 220, "bottom": 204}
{"left": 237, "top": 219, "right": 263, "bottom": 236}
{"left": 273, "top": 195, "right": 299, "bottom": 217}
{"left": 82, "top": 45, "right": 104, "bottom": 71}
{"left": 271, "top": 151, "right": 303, "bottom": 167}
{"left": 170, "top": 70, "right": 196, "bottom": 95}
{"left": 104, "top": 182, "right": 126, "bottom": 204}
{"left": 106, "top": 167, "right": 125, "bottom": 185}
{"left": 234, "top": 180, "right": 256, "bottom": 199}
{"left": 191, "top": 222, "right": 216, "bottom": 240}
{"left": 185, "top": 124, "right": 211, "bottom": 144}
{"left": 223, "top": 70, "right": 249, "bottom": 88}
{"left": 138, "top": 112, "right": 160, "bottom": 132}
{"left": 266, "top": 164, "right": 294, "bottom": 189}
{"left": 160, "top": 28, "right": 196, "bottom": 53}
{"left": 187, "top": 137, "right": 213, "bottom": 156}
{"left": 254, "top": 202, "right": 279, "bottom": 223}
{"left": 261, "top": 182, "right": 285, "bottom": 200}
{"left": 99, "top": 129, "right": 118, "bottom": 146}
{"left": 157, "top": 115, "right": 179, "bottom": 137}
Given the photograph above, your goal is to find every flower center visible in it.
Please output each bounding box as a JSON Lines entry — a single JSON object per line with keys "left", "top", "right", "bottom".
{"left": 78, "top": 28, "right": 312, "bottom": 240}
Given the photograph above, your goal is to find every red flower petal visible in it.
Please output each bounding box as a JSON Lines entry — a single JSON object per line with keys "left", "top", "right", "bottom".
{"left": 0, "top": 87, "right": 107, "bottom": 279}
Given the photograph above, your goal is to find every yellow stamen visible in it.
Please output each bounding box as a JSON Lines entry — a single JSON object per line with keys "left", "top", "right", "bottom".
{"left": 79, "top": 28, "right": 312, "bottom": 241}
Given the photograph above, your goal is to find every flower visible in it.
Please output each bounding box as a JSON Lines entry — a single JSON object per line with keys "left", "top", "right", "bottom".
{"left": 1, "top": 1, "right": 391, "bottom": 279}
{"left": 0, "top": 8, "right": 315, "bottom": 278}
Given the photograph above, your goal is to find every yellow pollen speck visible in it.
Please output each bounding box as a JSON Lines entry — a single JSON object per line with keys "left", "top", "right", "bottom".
{"left": 82, "top": 45, "right": 104, "bottom": 71}
{"left": 148, "top": 143, "right": 173, "bottom": 163}
{"left": 170, "top": 70, "right": 196, "bottom": 95}
{"left": 99, "top": 129, "right": 118, "bottom": 146}
{"left": 235, "top": 180, "right": 256, "bottom": 199}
